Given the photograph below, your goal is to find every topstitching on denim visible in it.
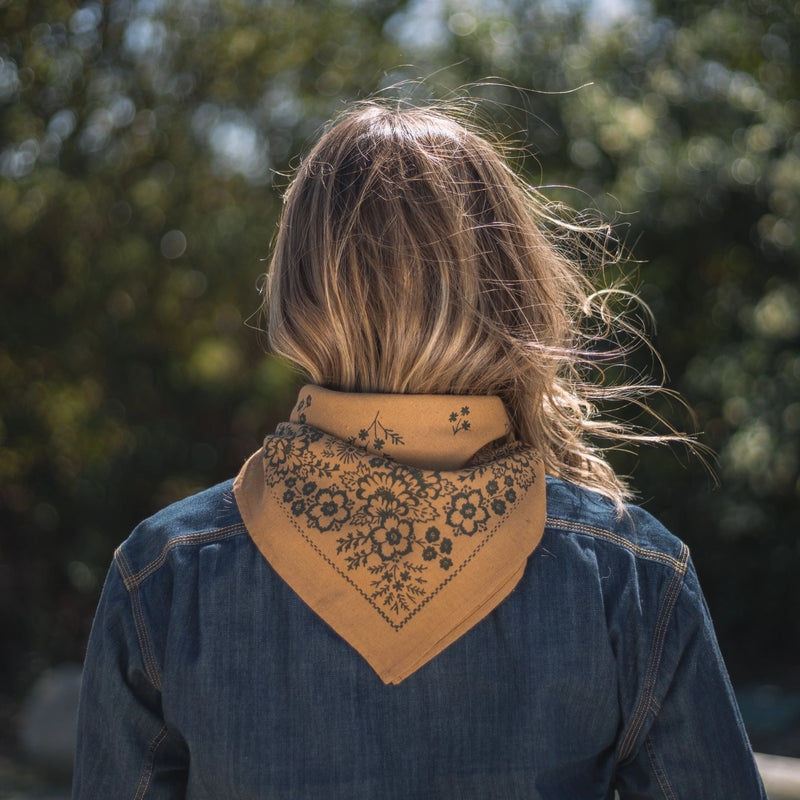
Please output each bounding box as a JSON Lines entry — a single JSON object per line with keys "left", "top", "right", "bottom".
{"left": 113, "top": 523, "right": 248, "bottom": 693}
{"left": 132, "top": 724, "right": 170, "bottom": 800}
{"left": 617, "top": 542, "right": 688, "bottom": 763}
{"left": 72, "top": 475, "right": 766, "bottom": 799}
{"left": 116, "top": 523, "right": 248, "bottom": 590}
{"left": 544, "top": 513, "right": 690, "bottom": 767}
{"left": 544, "top": 516, "right": 688, "bottom": 573}
{"left": 114, "top": 547, "right": 163, "bottom": 693}
{"left": 644, "top": 736, "right": 677, "bottom": 800}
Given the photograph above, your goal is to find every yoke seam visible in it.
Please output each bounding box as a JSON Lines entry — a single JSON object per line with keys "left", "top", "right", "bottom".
{"left": 118, "top": 523, "right": 248, "bottom": 591}
{"left": 113, "top": 522, "right": 248, "bottom": 690}
{"left": 545, "top": 517, "right": 686, "bottom": 571}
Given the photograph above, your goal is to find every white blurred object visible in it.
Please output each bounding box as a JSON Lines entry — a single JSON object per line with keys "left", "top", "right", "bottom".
{"left": 756, "top": 753, "right": 800, "bottom": 800}
{"left": 18, "top": 664, "right": 82, "bottom": 775}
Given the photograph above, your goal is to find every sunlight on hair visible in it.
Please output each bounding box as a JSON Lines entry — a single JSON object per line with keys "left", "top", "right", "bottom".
{"left": 263, "top": 94, "right": 708, "bottom": 506}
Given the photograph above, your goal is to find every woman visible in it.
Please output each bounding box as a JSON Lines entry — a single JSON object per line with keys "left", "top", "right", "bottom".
{"left": 73, "top": 102, "right": 766, "bottom": 798}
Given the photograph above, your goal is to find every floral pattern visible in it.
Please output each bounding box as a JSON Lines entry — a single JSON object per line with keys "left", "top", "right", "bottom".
{"left": 446, "top": 489, "right": 490, "bottom": 536}
{"left": 306, "top": 487, "right": 351, "bottom": 532}
{"left": 351, "top": 410, "right": 404, "bottom": 457}
{"left": 371, "top": 515, "right": 414, "bottom": 561}
{"left": 263, "top": 420, "right": 539, "bottom": 628}
{"left": 449, "top": 406, "right": 472, "bottom": 435}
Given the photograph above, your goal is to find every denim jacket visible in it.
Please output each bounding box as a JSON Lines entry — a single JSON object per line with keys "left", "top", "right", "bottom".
{"left": 73, "top": 448, "right": 766, "bottom": 798}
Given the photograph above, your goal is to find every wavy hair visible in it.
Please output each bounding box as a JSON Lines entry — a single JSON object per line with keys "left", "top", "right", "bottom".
{"left": 265, "top": 100, "right": 695, "bottom": 504}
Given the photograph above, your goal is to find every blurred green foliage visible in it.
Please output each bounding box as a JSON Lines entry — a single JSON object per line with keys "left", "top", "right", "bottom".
{"left": 1, "top": 0, "right": 798, "bottom": 699}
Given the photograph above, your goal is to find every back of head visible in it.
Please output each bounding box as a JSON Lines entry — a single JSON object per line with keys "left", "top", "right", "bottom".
{"left": 266, "top": 101, "right": 683, "bottom": 503}
{"left": 268, "top": 104, "right": 574, "bottom": 417}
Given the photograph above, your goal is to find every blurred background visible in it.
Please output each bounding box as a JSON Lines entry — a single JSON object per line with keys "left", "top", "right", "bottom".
{"left": 1, "top": 0, "right": 799, "bottom": 792}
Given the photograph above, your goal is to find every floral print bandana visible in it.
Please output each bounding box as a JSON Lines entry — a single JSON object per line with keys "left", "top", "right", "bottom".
{"left": 234, "top": 385, "right": 546, "bottom": 684}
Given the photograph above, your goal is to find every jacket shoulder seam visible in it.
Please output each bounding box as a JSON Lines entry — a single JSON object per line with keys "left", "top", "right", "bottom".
{"left": 545, "top": 516, "right": 687, "bottom": 572}
{"left": 117, "top": 522, "right": 248, "bottom": 591}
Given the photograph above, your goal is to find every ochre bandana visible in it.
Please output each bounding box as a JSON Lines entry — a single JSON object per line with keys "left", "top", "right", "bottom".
{"left": 234, "top": 385, "right": 546, "bottom": 685}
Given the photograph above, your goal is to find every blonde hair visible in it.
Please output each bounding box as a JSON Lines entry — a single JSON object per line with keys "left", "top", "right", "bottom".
{"left": 265, "top": 100, "right": 693, "bottom": 504}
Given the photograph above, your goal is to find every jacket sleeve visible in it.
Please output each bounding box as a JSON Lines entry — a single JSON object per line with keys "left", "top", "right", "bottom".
{"left": 72, "top": 557, "right": 188, "bottom": 799}
{"left": 614, "top": 557, "right": 766, "bottom": 799}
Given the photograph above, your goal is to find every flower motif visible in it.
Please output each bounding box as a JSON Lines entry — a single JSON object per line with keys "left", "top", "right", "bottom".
{"left": 410, "top": 469, "right": 452, "bottom": 502}
{"left": 357, "top": 471, "right": 413, "bottom": 518}
{"left": 326, "top": 439, "right": 364, "bottom": 464}
{"left": 422, "top": 546, "right": 437, "bottom": 561}
{"left": 446, "top": 490, "right": 489, "bottom": 536}
{"left": 439, "top": 556, "right": 453, "bottom": 570}
{"left": 290, "top": 499, "right": 306, "bottom": 517}
{"left": 371, "top": 515, "right": 414, "bottom": 561}
{"left": 439, "top": 538, "right": 452, "bottom": 554}
{"left": 495, "top": 448, "right": 537, "bottom": 489}
{"left": 264, "top": 436, "right": 296, "bottom": 471}
{"left": 353, "top": 411, "right": 404, "bottom": 452}
{"left": 449, "top": 406, "right": 472, "bottom": 435}
{"left": 491, "top": 498, "right": 506, "bottom": 515}
{"left": 355, "top": 467, "right": 436, "bottom": 521}
{"left": 425, "top": 526, "right": 440, "bottom": 543}
{"left": 306, "top": 488, "right": 351, "bottom": 532}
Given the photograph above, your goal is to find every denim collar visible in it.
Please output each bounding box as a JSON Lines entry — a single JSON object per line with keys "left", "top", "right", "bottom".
{"left": 234, "top": 386, "right": 546, "bottom": 684}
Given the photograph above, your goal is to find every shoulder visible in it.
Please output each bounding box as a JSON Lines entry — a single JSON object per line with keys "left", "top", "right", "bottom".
{"left": 113, "top": 478, "right": 249, "bottom": 588}
{"left": 544, "top": 475, "right": 689, "bottom": 573}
